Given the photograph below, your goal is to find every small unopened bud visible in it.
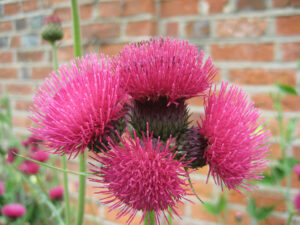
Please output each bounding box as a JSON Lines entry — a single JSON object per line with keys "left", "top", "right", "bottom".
{"left": 41, "top": 16, "right": 63, "bottom": 43}
{"left": 235, "top": 211, "right": 243, "bottom": 223}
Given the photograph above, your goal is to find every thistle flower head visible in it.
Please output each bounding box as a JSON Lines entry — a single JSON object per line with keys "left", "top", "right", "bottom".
{"left": 19, "top": 161, "right": 40, "bottom": 175}
{"left": 32, "top": 151, "right": 50, "bottom": 162}
{"left": 90, "top": 130, "right": 191, "bottom": 224}
{"left": 119, "top": 37, "right": 217, "bottom": 104}
{"left": 30, "top": 54, "right": 127, "bottom": 157}
{"left": 41, "top": 16, "right": 63, "bottom": 42}
{"left": 49, "top": 186, "right": 64, "bottom": 200}
{"left": 199, "top": 82, "right": 270, "bottom": 191}
{"left": 6, "top": 148, "right": 18, "bottom": 164}
{"left": 294, "top": 193, "right": 300, "bottom": 211}
{"left": 293, "top": 165, "right": 300, "bottom": 176}
{"left": 1, "top": 203, "right": 26, "bottom": 219}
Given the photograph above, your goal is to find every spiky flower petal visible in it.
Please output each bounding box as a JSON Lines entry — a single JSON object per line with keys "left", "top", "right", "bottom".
{"left": 90, "top": 130, "right": 191, "bottom": 224}
{"left": 30, "top": 54, "right": 127, "bottom": 157}
{"left": 199, "top": 82, "right": 270, "bottom": 191}
{"left": 119, "top": 37, "right": 217, "bottom": 104}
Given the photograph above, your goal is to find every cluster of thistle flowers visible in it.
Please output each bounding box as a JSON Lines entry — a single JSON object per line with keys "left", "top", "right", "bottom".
{"left": 30, "top": 37, "right": 271, "bottom": 224}
{"left": 0, "top": 137, "right": 63, "bottom": 223}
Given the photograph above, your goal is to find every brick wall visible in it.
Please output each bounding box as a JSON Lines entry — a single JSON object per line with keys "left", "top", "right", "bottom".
{"left": 1, "top": 0, "right": 300, "bottom": 224}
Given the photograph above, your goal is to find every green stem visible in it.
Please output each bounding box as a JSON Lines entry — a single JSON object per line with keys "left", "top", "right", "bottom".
{"left": 62, "top": 155, "right": 71, "bottom": 225}
{"left": 75, "top": 153, "right": 86, "bottom": 225}
{"left": 71, "top": 0, "right": 82, "bottom": 58}
{"left": 286, "top": 211, "right": 294, "bottom": 225}
{"left": 51, "top": 39, "right": 71, "bottom": 225}
{"left": 144, "top": 211, "right": 155, "bottom": 225}
{"left": 168, "top": 207, "right": 173, "bottom": 225}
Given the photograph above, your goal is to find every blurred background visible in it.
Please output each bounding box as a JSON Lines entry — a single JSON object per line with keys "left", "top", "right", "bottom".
{"left": 0, "top": 0, "right": 300, "bottom": 225}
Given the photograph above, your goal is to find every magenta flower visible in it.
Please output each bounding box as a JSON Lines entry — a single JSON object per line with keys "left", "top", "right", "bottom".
{"left": 30, "top": 54, "right": 127, "bottom": 156}
{"left": 0, "top": 180, "right": 4, "bottom": 196}
{"left": 198, "top": 82, "right": 270, "bottom": 191}
{"left": 19, "top": 161, "right": 40, "bottom": 175}
{"left": 1, "top": 203, "right": 26, "bottom": 218}
{"left": 294, "top": 193, "right": 300, "bottom": 211}
{"left": 119, "top": 37, "right": 216, "bottom": 104}
{"left": 6, "top": 148, "right": 18, "bottom": 164}
{"left": 32, "top": 151, "right": 50, "bottom": 162}
{"left": 293, "top": 165, "right": 300, "bottom": 176}
{"left": 49, "top": 186, "right": 64, "bottom": 200}
{"left": 90, "top": 130, "right": 191, "bottom": 224}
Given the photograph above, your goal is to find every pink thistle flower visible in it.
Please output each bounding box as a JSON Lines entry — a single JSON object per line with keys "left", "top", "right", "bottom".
{"left": 1, "top": 203, "right": 26, "bottom": 218}
{"left": 293, "top": 165, "right": 300, "bottom": 176}
{"left": 32, "top": 151, "right": 50, "bottom": 162}
{"left": 49, "top": 186, "right": 64, "bottom": 200}
{"left": 29, "top": 54, "right": 127, "bottom": 157}
{"left": 19, "top": 161, "right": 40, "bottom": 175}
{"left": 198, "top": 82, "right": 270, "bottom": 192}
{"left": 44, "top": 16, "right": 61, "bottom": 24}
{"left": 294, "top": 193, "right": 300, "bottom": 211}
{"left": 6, "top": 148, "right": 18, "bottom": 164}
{"left": 0, "top": 180, "right": 5, "bottom": 196}
{"left": 90, "top": 130, "right": 192, "bottom": 224}
{"left": 119, "top": 37, "right": 217, "bottom": 104}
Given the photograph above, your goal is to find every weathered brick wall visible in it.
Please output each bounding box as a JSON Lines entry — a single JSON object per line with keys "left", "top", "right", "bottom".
{"left": 1, "top": 0, "right": 300, "bottom": 225}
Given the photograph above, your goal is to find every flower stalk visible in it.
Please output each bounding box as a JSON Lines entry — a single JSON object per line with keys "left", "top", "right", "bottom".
{"left": 144, "top": 211, "right": 155, "bottom": 225}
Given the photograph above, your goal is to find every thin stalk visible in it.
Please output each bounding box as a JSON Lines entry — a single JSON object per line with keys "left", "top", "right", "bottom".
{"left": 51, "top": 39, "right": 71, "bottom": 225}
{"left": 70, "top": 0, "right": 85, "bottom": 224}
{"left": 62, "top": 155, "right": 71, "bottom": 225}
{"left": 70, "top": 0, "right": 82, "bottom": 58}
{"left": 144, "top": 211, "right": 155, "bottom": 225}
{"left": 286, "top": 211, "right": 294, "bottom": 225}
{"left": 168, "top": 207, "right": 173, "bottom": 225}
{"left": 75, "top": 153, "right": 86, "bottom": 225}
{"left": 15, "top": 154, "right": 89, "bottom": 176}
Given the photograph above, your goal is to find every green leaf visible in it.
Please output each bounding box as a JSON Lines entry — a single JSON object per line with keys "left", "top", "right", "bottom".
{"left": 216, "top": 195, "right": 227, "bottom": 214}
{"left": 255, "top": 206, "right": 275, "bottom": 221}
{"left": 276, "top": 84, "right": 298, "bottom": 95}
{"left": 203, "top": 202, "right": 219, "bottom": 215}
{"left": 247, "top": 198, "right": 257, "bottom": 217}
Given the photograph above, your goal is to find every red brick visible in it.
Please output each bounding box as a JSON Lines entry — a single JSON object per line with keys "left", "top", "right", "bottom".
{"left": 104, "top": 207, "right": 142, "bottom": 225}
{"left": 211, "top": 44, "right": 274, "bottom": 61}
{"left": 62, "top": 27, "right": 72, "bottom": 42}
{"left": 294, "top": 146, "right": 300, "bottom": 160}
{"left": 53, "top": 7, "right": 72, "bottom": 22}
{"left": 281, "top": 42, "right": 300, "bottom": 61}
{"left": 273, "top": 0, "right": 300, "bottom": 7}
{"left": 191, "top": 203, "right": 218, "bottom": 222}
{"left": 229, "top": 69, "right": 296, "bottom": 86}
{"left": 18, "top": 51, "right": 44, "bottom": 62}
{"left": 205, "top": 0, "right": 228, "bottom": 13}
{"left": 15, "top": 100, "right": 33, "bottom": 111}
{"left": 4, "top": 3, "right": 20, "bottom": 15}
{"left": 166, "top": 22, "right": 178, "bottom": 36}
{"left": 0, "top": 68, "right": 18, "bottom": 79}
{"left": 100, "top": 43, "right": 127, "bottom": 56}
{"left": 126, "top": 21, "right": 157, "bottom": 36}
{"left": 0, "top": 51, "right": 13, "bottom": 63}
{"left": 258, "top": 216, "right": 286, "bottom": 225}
{"left": 191, "top": 180, "right": 214, "bottom": 199}
{"left": 6, "top": 84, "right": 32, "bottom": 95}
{"left": 80, "top": 4, "right": 93, "bottom": 20}
{"left": 253, "top": 190, "right": 286, "bottom": 212}
{"left": 228, "top": 189, "right": 247, "bottom": 205}
{"left": 82, "top": 23, "right": 120, "bottom": 40}
{"left": 11, "top": 36, "right": 20, "bottom": 48}
{"left": 22, "top": 0, "right": 38, "bottom": 12}
{"left": 58, "top": 46, "right": 74, "bottom": 61}
{"left": 252, "top": 94, "right": 274, "bottom": 110}
{"left": 98, "top": 0, "right": 154, "bottom": 18}
{"left": 217, "top": 18, "right": 267, "bottom": 37}
{"left": 277, "top": 16, "right": 300, "bottom": 35}
{"left": 161, "top": 0, "right": 198, "bottom": 17}
{"left": 12, "top": 116, "right": 32, "bottom": 128}
{"left": 32, "top": 67, "right": 53, "bottom": 79}
{"left": 281, "top": 95, "right": 300, "bottom": 111}
{"left": 237, "top": 0, "right": 266, "bottom": 10}
{"left": 0, "top": 22, "right": 12, "bottom": 32}
{"left": 186, "top": 21, "right": 210, "bottom": 38}
{"left": 84, "top": 201, "right": 99, "bottom": 216}
{"left": 269, "top": 143, "right": 282, "bottom": 159}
